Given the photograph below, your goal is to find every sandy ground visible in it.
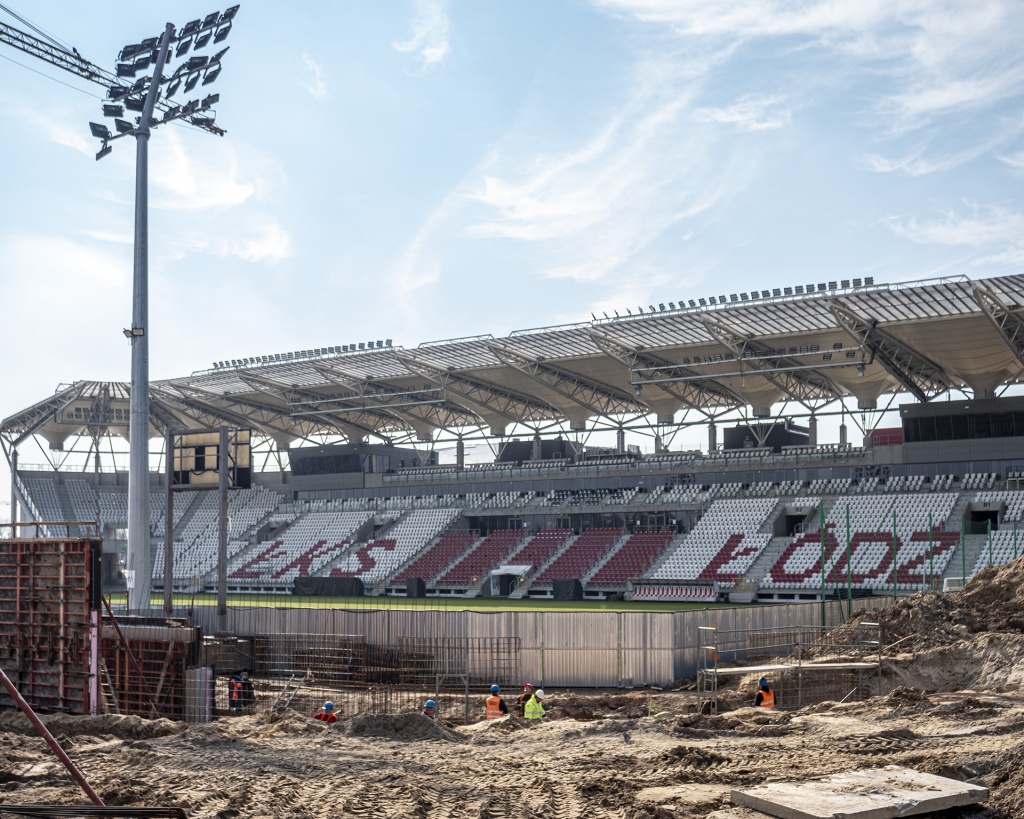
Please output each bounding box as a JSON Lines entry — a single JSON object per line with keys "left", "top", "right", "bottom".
{"left": 5, "top": 559, "right": 1024, "bottom": 818}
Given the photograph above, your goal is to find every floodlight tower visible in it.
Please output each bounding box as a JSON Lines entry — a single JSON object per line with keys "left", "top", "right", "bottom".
{"left": 88, "top": 6, "right": 239, "bottom": 614}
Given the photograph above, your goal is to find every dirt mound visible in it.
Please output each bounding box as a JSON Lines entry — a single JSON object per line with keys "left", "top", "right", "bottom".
{"left": 344, "top": 713, "right": 465, "bottom": 742}
{"left": 0, "top": 712, "right": 185, "bottom": 740}
{"left": 859, "top": 557, "right": 1024, "bottom": 650}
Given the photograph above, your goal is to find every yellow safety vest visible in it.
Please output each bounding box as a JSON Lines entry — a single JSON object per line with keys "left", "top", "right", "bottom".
{"left": 524, "top": 697, "right": 545, "bottom": 719}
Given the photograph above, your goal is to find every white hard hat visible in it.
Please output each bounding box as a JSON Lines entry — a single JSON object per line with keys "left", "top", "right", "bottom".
{"left": 534, "top": 689, "right": 545, "bottom": 699}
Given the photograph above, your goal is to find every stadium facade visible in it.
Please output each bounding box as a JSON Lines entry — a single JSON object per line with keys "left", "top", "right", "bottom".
{"left": 4, "top": 273, "right": 1024, "bottom": 604}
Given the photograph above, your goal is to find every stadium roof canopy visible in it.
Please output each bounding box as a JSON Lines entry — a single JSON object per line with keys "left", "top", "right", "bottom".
{"left": 4, "top": 273, "right": 1024, "bottom": 455}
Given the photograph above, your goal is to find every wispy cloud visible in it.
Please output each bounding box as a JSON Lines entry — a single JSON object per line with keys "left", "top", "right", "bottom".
{"left": 594, "top": 1, "right": 1024, "bottom": 136}
{"left": 151, "top": 131, "right": 256, "bottom": 210}
{"left": 299, "top": 53, "right": 329, "bottom": 100}
{"left": 393, "top": 0, "right": 451, "bottom": 71}
{"left": 693, "top": 94, "right": 790, "bottom": 132}
{"left": 884, "top": 201, "right": 1024, "bottom": 246}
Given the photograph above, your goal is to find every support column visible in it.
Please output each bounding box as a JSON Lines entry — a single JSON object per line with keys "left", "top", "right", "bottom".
{"left": 532, "top": 434, "right": 542, "bottom": 462}
{"left": 808, "top": 415, "right": 818, "bottom": 447}
{"left": 616, "top": 428, "right": 626, "bottom": 454}
{"left": 456, "top": 437, "right": 465, "bottom": 469}
{"left": 708, "top": 422, "right": 717, "bottom": 452}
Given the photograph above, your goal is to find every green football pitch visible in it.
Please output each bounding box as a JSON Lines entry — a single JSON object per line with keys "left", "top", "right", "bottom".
{"left": 120, "top": 592, "right": 738, "bottom": 613}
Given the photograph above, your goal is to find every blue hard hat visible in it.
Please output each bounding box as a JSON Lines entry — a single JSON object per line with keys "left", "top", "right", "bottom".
{"left": 425, "top": 699, "right": 436, "bottom": 709}
{"left": 490, "top": 684, "right": 500, "bottom": 693}
{"left": 324, "top": 701, "right": 334, "bottom": 710}
{"left": 758, "top": 677, "right": 768, "bottom": 688}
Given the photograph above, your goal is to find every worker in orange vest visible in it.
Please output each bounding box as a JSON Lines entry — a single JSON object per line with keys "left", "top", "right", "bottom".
{"left": 485, "top": 684, "right": 508, "bottom": 719}
{"left": 754, "top": 677, "right": 775, "bottom": 708}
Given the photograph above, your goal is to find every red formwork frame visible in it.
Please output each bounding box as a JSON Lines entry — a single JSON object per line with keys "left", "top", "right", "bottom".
{"left": 0, "top": 524, "right": 103, "bottom": 715}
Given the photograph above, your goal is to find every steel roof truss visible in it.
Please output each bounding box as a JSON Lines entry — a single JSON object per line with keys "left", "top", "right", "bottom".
{"left": 974, "top": 282, "right": 1024, "bottom": 368}
{"left": 487, "top": 341, "right": 643, "bottom": 420}
{"left": 588, "top": 328, "right": 743, "bottom": 412}
{"left": 830, "top": 301, "right": 951, "bottom": 402}
{"left": 702, "top": 317, "right": 839, "bottom": 404}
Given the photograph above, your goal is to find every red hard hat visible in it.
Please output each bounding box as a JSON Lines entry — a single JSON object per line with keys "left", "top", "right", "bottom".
{"left": 523, "top": 683, "right": 534, "bottom": 689}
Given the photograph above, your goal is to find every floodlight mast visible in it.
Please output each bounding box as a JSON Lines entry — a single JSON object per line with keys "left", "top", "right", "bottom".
{"left": 124, "top": 22, "right": 173, "bottom": 616}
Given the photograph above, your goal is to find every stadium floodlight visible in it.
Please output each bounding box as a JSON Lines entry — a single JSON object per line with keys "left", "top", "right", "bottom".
{"left": 865, "top": 276, "right": 874, "bottom": 285}
{"left": 708, "top": 296, "right": 716, "bottom": 305}
{"left": 214, "top": 22, "right": 232, "bottom": 43}
{"left": 688, "top": 300, "right": 696, "bottom": 308}
{"left": 669, "top": 302, "right": 676, "bottom": 309}
{"left": 853, "top": 278, "right": 862, "bottom": 287}
{"left": 85, "top": 8, "right": 241, "bottom": 619}
{"left": 841, "top": 280, "right": 850, "bottom": 289}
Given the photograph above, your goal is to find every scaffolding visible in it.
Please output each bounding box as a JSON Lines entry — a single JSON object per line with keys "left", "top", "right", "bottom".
{"left": 698, "top": 622, "right": 883, "bottom": 713}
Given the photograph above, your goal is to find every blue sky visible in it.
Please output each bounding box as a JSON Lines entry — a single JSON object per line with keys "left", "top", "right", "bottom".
{"left": 2, "top": 0, "right": 1024, "bottom": 519}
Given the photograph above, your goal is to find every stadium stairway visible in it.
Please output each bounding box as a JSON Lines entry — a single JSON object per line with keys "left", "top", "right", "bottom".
{"left": 739, "top": 535, "right": 794, "bottom": 587}
{"left": 578, "top": 531, "right": 633, "bottom": 584}
{"left": 508, "top": 532, "right": 578, "bottom": 598}
{"left": 948, "top": 534, "right": 996, "bottom": 582}
{"left": 639, "top": 531, "right": 688, "bottom": 578}
{"left": 54, "top": 482, "right": 76, "bottom": 526}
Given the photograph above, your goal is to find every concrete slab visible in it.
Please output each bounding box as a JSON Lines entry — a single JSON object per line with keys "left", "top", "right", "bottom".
{"left": 731, "top": 765, "right": 988, "bottom": 819}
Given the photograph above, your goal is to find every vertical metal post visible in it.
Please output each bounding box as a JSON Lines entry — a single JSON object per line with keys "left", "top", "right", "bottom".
{"left": 845, "top": 503, "right": 852, "bottom": 619}
{"left": 1015, "top": 521, "right": 1018, "bottom": 560}
{"left": 961, "top": 515, "right": 966, "bottom": 585}
{"left": 819, "top": 504, "right": 826, "bottom": 630}
{"left": 928, "top": 512, "right": 934, "bottom": 591}
{"left": 891, "top": 509, "right": 898, "bottom": 602}
{"left": 9, "top": 448, "right": 16, "bottom": 524}
{"left": 163, "top": 429, "right": 175, "bottom": 617}
{"left": 126, "top": 23, "right": 174, "bottom": 615}
{"left": 217, "top": 426, "right": 229, "bottom": 633}
{"left": 987, "top": 518, "right": 992, "bottom": 567}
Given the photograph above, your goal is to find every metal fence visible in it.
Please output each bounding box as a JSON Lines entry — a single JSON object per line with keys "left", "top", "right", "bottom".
{"left": 184, "top": 597, "right": 890, "bottom": 689}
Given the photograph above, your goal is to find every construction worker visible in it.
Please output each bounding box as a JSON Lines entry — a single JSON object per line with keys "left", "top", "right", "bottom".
{"left": 754, "top": 677, "right": 775, "bottom": 708}
{"left": 516, "top": 683, "right": 535, "bottom": 717}
{"left": 524, "top": 688, "right": 546, "bottom": 719}
{"left": 228, "top": 671, "right": 243, "bottom": 714}
{"left": 485, "top": 684, "right": 508, "bottom": 720}
{"left": 423, "top": 699, "right": 437, "bottom": 718}
{"left": 312, "top": 701, "right": 338, "bottom": 723}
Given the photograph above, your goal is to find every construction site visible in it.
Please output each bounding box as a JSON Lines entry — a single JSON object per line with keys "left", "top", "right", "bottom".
{"left": 1, "top": 526, "right": 1024, "bottom": 818}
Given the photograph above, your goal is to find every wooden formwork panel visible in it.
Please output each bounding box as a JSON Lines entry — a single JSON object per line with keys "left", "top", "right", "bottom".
{"left": 0, "top": 538, "right": 101, "bottom": 714}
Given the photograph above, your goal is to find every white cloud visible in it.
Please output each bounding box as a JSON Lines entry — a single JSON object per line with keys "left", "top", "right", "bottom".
{"left": 150, "top": 131, "right": 256, "bottom": 210}
{"left": 193, "top": 222, "right": 294, "bottom": 264}
{"left": 693, "top": 94, "right": 790, "bottom": 132}
{"left": 884, "top": 201, "right": 1024, "bottom": 246}
{"left": 299, "top": 53, "right": 329, "bottom": 100}
{"left": 594, "top": 0, "right": 1024, "bottom": 135}
{"left": 393, "top": 0, "right": 451, "bottom": 71}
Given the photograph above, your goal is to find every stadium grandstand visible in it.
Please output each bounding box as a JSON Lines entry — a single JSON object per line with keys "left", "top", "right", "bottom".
{"left": 4, "top": 272, "right": 1024, "bottom": 603}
